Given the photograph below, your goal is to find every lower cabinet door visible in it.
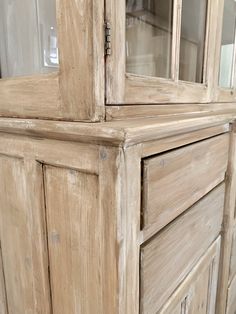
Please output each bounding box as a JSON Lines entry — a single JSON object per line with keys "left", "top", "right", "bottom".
{"left": 159, "top": 238, "right": 221, "bottom": 314}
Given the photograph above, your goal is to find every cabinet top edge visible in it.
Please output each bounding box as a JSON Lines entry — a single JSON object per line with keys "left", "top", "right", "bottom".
{"left": 0, "top": 114, "right": 233, "bottom": 147}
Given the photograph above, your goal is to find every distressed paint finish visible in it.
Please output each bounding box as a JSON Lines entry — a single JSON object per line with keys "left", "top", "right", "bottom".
{"left": 0, "top": 156, "right": 51, "bottom": 314}
{"left": 0, "top": 0, "right": 105, "bottom": 121}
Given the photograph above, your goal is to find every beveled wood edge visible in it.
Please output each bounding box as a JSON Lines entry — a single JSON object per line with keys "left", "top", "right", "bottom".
{"left": 123, "top": 75, "right": 209, "bottom": 104}
{"left": 140, "top": 123, "right": 229, "bottom": 159}
{"left": 0, "top": 113, "right": 233, "bottom": 147}
{"left": 0, "top": 0, "right": 105, "bottom": 122}
{"left": 106, "top": 103, "right": 236, "bottom": 121}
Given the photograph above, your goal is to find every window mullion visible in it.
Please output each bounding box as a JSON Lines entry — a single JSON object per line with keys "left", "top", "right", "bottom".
{"left": 171, "top": 0, "right": 182, "bottom": 81}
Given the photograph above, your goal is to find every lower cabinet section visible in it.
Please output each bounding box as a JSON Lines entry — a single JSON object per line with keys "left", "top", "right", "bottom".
{"left": 0, "top": 136, "right": 118, "bottom": 314}
{"left": 227, "top": 274, "right": 236, "bottom": 314}
{"left": 159, "top": 238, "right": 221, "bottom": 314}
{"left": 0, "top": 128, "right": 232, "bottom": 314}
{"left": 140, "top": 184, "right": 224, "bottom": 314}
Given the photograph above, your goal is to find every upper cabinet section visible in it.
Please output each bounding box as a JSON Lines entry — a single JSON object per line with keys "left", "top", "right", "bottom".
{"left": 106, "top": 0, "right": 217, "bottom": 104}
{"left": 0, "top": 0, "right": 105, "bottom": 121}
{"left": 0, "top": 0, "right": 59, "bottom": 79}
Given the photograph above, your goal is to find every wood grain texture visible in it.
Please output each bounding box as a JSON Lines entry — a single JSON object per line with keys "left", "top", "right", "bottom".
{"left": 43, "top": 146, "right": 121, "bottom": 314}
{"left": 0, "top": 133, "right": 100, "bottom": 175}
{"left": 229, "top": 226, "right": 236, "bottom": 285}
{"left": 44, "top": 166, "right": 102, "bottom": 313}
{"left": 124, "top": 75, "right": 209, "bottom": 104}
{"left": 141, "top": 124, "right": 229, "bottom": 158}
{"left": 0, "top": 0, "right": 105, "bottom": 121}
{"left": 117, "top": 146, "right": 141, "bottom": 314}
{"left": 105, "top": 103, "right": 236, "bottom": 122}
{"left": 0, "top": 156, "right": 51, "bottom": 314}
{"left": 0, "top": 73, "right": 63, "bottom": 119}
{"left": 159, "top": 238, "right": 221, "bottom": 314}
{"left": 226, "top": 274, "right": 236, "bottom": 314}
{"left": 140, "top": 184, "right": 225, "bottom": 314}
{"left": 0, "top": 243, "right": 8, "bottom": 314}
{"left": 98, "top": 146, "right": 123, "bottom": 314}
{"left": 58, "top": 0, "right": 105, "bottom": 121}
{"left": 0, "top": 115, "right": 233, "bottom": 148}
{"left": 216, "top": 124, "right": 236, "bottom": 314}
{"left": 0, "top": 132, "right": 122, "bottom": 313}
{"left": 142, "top": 134, "right": 229, "bottom": 239}
{"left": 105, "top": 0, "right": 126, "bottom": 103}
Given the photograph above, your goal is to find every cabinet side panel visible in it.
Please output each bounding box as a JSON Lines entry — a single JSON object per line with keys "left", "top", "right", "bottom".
{"left": 0, "top": 156, "right": 51, "bottom": 314}
{"left": 44, "top": 165, "right": 104, "bottom": 313}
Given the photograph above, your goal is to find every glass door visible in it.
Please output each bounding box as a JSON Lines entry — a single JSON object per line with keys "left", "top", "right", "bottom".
{"left": 106, "top": 0, "right": 217, "bottom": 105}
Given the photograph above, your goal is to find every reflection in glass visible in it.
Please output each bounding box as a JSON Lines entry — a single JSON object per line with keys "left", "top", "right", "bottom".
{"left": 0, "top": 0, "right": 59, "bottom": 79}
{"left": 219, "top": 0, "right": 236, "bottom": 88}
{"left": 179, "top": 0, "right": 208, "bottom": 83}
{"left": 126, "top": 0, "right": 173, "bottom": 78}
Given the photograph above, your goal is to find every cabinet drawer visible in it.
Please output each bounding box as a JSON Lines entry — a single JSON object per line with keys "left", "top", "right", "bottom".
{"left": 142, "top": 134, "right": 229, "bottom": 237}
{"left": 140, "top": 184, "right": 225, "bottom": 314}
{"left": 159, "top": 237, "right": 221, "bottom": 314}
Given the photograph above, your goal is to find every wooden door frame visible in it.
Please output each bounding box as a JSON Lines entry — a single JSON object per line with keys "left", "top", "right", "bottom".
{"left": 213, "top": 0, "right": 236, "bottom": 103}
{"left": 105, "top": 0, "right": 219, "bottom": 105}
{"left": 0, "top": 0, "right": 105, "bottom": 122}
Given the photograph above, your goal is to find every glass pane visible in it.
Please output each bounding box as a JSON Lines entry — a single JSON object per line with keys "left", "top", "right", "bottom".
{"left": 219, "top": 0, "right": 236, "bottom": 89}
{"left": 179, "top": 0, "right": 208, "bottom": 83}
{"left": 126, "top": 0, "right": 173, "bottom": 78}
{"left": 0, "top": 0, "right": 59, "bottom": 79}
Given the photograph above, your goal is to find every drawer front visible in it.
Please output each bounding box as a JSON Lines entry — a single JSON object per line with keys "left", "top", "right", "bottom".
{"left": 159, "top": 238, "right": 221, "bottom": 314}
{"left": 140, "top": 184, "right": 225, "bottom": 314}
{"left": 142, "top": 134, "right": 229, "bottom": 237}
{"left": 229, "top": 226, "right": 236, "bottom": 284}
